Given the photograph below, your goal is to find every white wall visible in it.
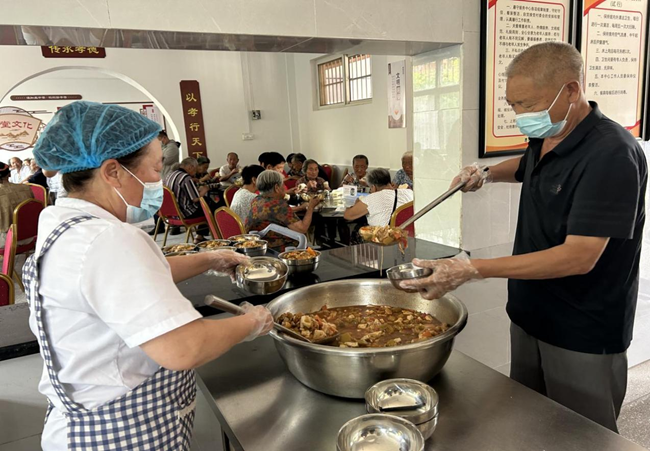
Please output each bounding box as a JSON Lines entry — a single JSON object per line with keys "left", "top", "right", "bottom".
{"left": 0, "top": 46, "right": 297, "bottom": 168}
{"left": 0, "top": 72, "right": 153, "bottom": 162}
{"left": 290, "top": 54, "right": 410, "bottom": 170}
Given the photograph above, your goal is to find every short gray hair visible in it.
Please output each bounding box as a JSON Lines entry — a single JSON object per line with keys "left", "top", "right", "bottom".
{"left": 256, "top": 170, "right": 283, "bottom": 194}
{"left": 506, "top": 42, "right": 584, "bottom": 87}
{"left": 367, "top": 168, "right": 392, "bottom": 188}
{"left": 179, "top": 157, "right": 198, "bottom": 169}
{"left": 401, "top": 151, "right": 413, "bottom": 160}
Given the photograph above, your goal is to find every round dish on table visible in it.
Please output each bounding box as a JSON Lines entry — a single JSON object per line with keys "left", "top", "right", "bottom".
{"left": 197, "top": 240, "right": 235, "bottom": 251}
{"left": 278, "top": 248, "right": 321, "bottom": 275}
{"left": 161, "top": 244, "right": 199, "bottom": 256}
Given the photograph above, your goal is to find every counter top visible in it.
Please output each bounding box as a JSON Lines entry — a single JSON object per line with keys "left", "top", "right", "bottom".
{"left": 197, "top": 333, "right": 646, "bottom": 451}
{"left": 178, "top": 238, "right": 461, "bottom": 312}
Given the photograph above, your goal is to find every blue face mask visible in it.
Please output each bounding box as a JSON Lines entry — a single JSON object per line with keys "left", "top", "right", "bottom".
{"left": 114, "top": 166, "right": 163, "bottom": 224}
{"left": 515, "top": 84, "right": 571, "bottom": 139}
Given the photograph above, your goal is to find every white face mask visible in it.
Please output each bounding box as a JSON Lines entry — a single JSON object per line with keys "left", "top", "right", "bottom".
{"left": 114, "top": 166, "right": 163, "bottom": 224}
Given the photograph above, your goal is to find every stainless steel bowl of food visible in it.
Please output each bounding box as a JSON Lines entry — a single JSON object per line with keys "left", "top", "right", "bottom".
{"left": 267, "top": 279, "right": 467, "bottom": 398}
{"left": 228, "top": 234, "right": 261, "bottom": 242}
{"left": 366, "top": 378, "right": 439, "bottom": 440}
{"left": 236, "top": 257, "right": 288, "bottom": 295}
{"left": 278, "top": 249, "right": 321, "bottom": 275}
{"left": 386, "top": 263, "right": 433, "bottom": 293}
{"left": 197, "top": 239, "right": 234, "bottom": 251}
{"left": 161, "top": 244, "right": 199, "bottom": 256}
{"left": 233, "top": 239, "right": 268, "bottom": 257}
{"left": 337, "top": 414, "right": 424, "bottom": 451}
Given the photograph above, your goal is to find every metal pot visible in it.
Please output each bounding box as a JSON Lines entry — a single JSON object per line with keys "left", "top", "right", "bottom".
{"left": 267, "top": 279, "right": 467, "bottom": 398}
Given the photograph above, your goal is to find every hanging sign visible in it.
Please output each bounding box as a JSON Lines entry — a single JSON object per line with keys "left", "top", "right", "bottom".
{"left": 10, "top": 94, "right": 82, "bottom": 101}
{"left": 41, "top": 45, "right": 106, "bottom": 58}
{"left": 480, "top": 0, "right": 573, "bottom": 157}
{"left": 0, "top": 107, "right": 43, "bottom": 151}
{"left": 179, "top": 80, "right": 208, "bottom": 158}
{"left": 388, "top": 60, "right": 406, "bottom": 128}
{"left": 580, "top": 0, "right": 648, "bottom": 138}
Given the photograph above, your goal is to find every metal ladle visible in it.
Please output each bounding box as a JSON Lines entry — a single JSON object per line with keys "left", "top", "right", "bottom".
{"left": 204, "top": 295, "right": 339, "bottom": 345}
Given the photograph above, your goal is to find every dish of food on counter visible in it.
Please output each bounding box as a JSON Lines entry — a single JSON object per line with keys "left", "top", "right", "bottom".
{"left": 230, "top": 235, "right": 260, "bottom": 243}
{"left": 235, "top": 240, "right": 265, "bottom": 249}
{"left": 162, "top": 244, "right": 197, "bottom": 254}
{"left": 281, "top": 248, "right": 319, "bottom": 260}
{"left": 359, "top": 225, "right": 409, "bottom": 250}
{"left": 277, "top": 305, "right": 448, "bottom": 348}
{"left": 198, "top": 240, "right": 233, "bottom": 249}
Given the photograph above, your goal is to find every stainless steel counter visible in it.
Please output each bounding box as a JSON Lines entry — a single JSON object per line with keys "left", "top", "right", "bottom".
{"left": 197, "top": 333, "right": 646, "bottom": 451}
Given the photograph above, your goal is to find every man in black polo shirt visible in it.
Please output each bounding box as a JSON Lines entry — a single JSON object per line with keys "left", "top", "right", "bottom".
{"left": 403, "top": 42, "right": 647, "bottom": 432}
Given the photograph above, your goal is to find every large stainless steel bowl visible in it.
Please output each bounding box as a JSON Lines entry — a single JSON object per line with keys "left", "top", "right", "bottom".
{"left": 267, "top": 279, "right": 467, "bottom": 398}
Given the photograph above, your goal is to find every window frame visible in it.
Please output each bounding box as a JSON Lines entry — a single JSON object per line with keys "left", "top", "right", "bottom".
{"left": 314, "top": 53, "right": 373, "bottom": 110}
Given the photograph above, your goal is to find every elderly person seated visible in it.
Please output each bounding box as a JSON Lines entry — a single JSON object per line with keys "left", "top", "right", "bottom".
{"left": 219, "top": 152, "right": 242, "bottom": 188}
{"left": 24, "top": 159, "right": 48, "bottom": 188}
{"left": 296, "top": 159, "right": 330, "bottom": 194}
{"left": 287, "top": 153, "right": 306, "bottom": 179}
{"left": 9, "top": 157, "right": 32, "bottom": 184}
{"left": 231, "top": 165, "right": 264, "bottom": 222}
{"left": 164, "top": 157, "right": 214, "bottom": 243}
{"left": 0, "top": 162, "right": 34, "bottom": 248}
{"left": 344, "top": 168, "right": 413, "bottom": 226}
{"left": 245, "top": 170, "right": 320, "bottom": 250}
{"left": 342, "top": 154, "right": 369, "bottom": 190}
{"left": 393, "top": 151, "right": 414, "bottom": 189}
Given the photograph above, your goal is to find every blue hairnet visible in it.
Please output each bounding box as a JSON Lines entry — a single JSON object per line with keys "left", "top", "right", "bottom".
{"left": 33, "top": 101, "right": 162, "bottom": 174}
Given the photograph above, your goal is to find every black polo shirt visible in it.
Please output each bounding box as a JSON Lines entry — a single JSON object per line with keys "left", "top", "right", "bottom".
{"left": 507, "top": 102, "right": 647, "bottom": 354}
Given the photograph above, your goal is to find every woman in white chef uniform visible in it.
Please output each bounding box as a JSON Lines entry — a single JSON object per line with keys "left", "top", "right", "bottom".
{"left": 27, "top": 101, "right": 273, "bottom": 451}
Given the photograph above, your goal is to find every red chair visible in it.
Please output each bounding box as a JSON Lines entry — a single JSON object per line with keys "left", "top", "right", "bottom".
{"left": 391, "top": 201, "right": 415, "bottom": 237}
{"left": 199, "top": 197, "right": 220, "bottom": 239}
{"left": 2, "top": 224, "right": 19, "bottom": 292}
{"left": 0, "top": 273, "right": 14, "bottom": 306}
{"left": 321, "top": 164, "right": 333, "bottom": 182}
{"left": 13, "top": 199, "right": 43, "bottom": 255}
{"left": 284, "top": 179, "right": 297, "bottom": 190}
{"left": 214, "top": 207, "right": 246, "bottom": 240}
{"left": 154, "top": 187, "right": 207, "bottom": 246}
{"left": 224, "top": 186, "right": 240, "bottom": 207}
{"left": 209, "top": 168, "right": 219, "bottom": 178}
{"left": 26, "top": 183, "right": 48, "bottom": 207}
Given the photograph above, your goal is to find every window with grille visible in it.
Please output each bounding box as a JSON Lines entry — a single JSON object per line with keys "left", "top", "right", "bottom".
{"left": 317, "top": 54, "right": 372, "bottom": 107}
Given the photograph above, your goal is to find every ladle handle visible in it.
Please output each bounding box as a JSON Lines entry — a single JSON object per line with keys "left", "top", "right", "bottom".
{"left": 400, "top": 167, "right": 488, "bottom": 230}
{"left": 204, "top": 295, "right": 245, "bottom": 316}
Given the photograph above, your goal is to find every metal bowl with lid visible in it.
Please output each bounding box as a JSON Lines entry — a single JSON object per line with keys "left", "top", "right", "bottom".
{"left": 366, "top": 378, "right": 439, "bottom": 440}
{"left": 235, "top": 257, "right": 288, "bottom": 295}
{"left": 267, "top": 279, "right": 467, "bottom": 398}
{"left": 337, "top": 414, "right": 424, "bottom": 451}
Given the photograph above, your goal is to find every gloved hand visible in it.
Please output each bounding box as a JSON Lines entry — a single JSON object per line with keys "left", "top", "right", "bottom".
{"left": 400, "top": 253, "right": 482, "bottom": 300}
{"left": 240, "top": 302, "right": 274, "bottom": 341}
{"left": 451, "top": 163, "right": 491, "bottom": 192}
{"left": 207, "top": 250, "right": 250, "bottom": 280}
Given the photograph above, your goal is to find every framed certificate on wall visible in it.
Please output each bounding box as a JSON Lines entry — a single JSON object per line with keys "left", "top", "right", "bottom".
{"left": 577, "top": 0, "right": 649, "bottom": 139}
{"left": 480, "top": 0, "right": 576, "bottom": 158}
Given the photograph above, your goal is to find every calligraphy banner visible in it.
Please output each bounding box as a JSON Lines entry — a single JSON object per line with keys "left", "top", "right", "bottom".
{"left": 480, "top": 0, "right": 574, "bottom": 158}
{"left": 41, "top": 46, "right": 106, "bottom": 58}
{"left": 579, "top": 0, "right": 648, "bottom": 138}
{"left": 179, "top": 80, "right": 207, "bottom": 159}
{"left": 0, "top": 109, "right": 42, "bottom": 151}
{"left": 388, "top": 60, "right": 406, "bottom": 128}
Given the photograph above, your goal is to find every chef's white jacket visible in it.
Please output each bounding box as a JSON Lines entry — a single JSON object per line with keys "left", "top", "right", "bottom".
{"left": 28, "top": 197, "right": 202, "bottom": 450}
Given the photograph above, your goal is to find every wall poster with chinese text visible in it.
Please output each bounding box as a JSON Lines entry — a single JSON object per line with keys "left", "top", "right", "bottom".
{"left": 480, "top": 0, "right": 574, "bottom": 158}
{"left": 388, "top": 60, "right": 406, "bottom": 128}
{"left": 179, "top": 80, "right": 208, "bottom": 159}
{"left": 579, "top": 0, "right": 648, "bottom": 138}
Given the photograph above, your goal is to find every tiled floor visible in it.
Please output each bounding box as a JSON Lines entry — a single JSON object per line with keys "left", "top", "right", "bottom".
{"left": 1, "top": 237, "right": 649, "bottom": 449}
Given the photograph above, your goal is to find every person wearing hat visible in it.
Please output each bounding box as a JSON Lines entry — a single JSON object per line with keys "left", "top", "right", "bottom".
{"left": 28, "top": 101, "right": 273, "bottom": 450}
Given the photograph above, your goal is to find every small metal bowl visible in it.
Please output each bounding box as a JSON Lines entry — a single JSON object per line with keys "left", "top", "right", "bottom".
{"left": 365, "top": 378, "right": 439, "bottom": 440}
{"left": 337, "top": 414, "right": 424, "bottom": 451}
{"left": 197, "top": 239, "right": 234, "bottom": 251}
{"left": 161, "top": 244, "right": 199, "bottom": 256}
{"left": 234, "top": 240, "right": 268, "bottom": 257}
{"left": 164, "top": 250, "right": 199, "bottom": 257}
{"left": 236, "top": 257, "right": 288, "bottom": 295}
{"left": 228, "top": 234, "right": 261, "bottom": 243}
{"left": 386, "top": 263, "right": 433, "bottom": 293}
{"left": 278, "top": 250, "right": 321, "bottom": 275}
